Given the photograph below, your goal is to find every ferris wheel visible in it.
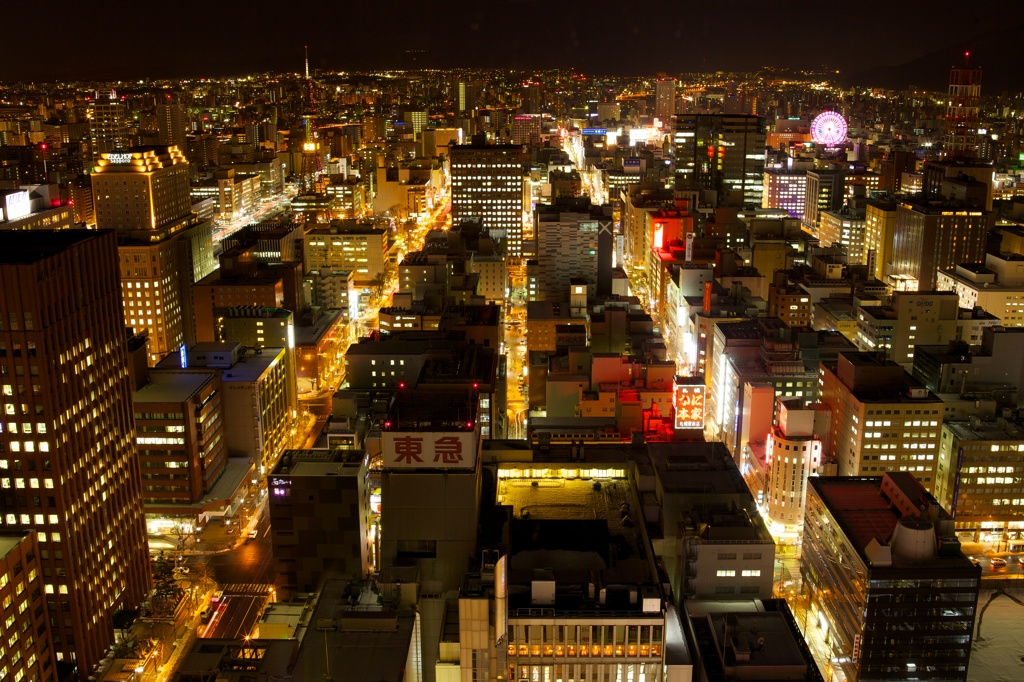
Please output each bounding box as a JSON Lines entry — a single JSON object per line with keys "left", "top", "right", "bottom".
{"left": 810, "top": 111, "right": 848, "bottom": 146}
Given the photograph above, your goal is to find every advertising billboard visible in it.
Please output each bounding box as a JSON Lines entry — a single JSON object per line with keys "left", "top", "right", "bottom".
{"left": 673, "top": 383, "right": 705, "bottom": 430}
{"left": 2, "top": 190, "right": 30, "bottom": 222}
{"left": 382, "top": 431, "right": 478, "bottom": 469}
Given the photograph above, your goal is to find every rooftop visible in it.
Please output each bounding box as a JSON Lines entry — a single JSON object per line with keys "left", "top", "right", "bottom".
{"left": 0, "top": 229, "right": 98, "bottom": 264}
{"left": 134, "top": 371, "right": 214, "bottom": 405}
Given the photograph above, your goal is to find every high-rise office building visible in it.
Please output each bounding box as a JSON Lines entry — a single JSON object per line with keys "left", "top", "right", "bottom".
{"left": 92, "top": 146, "right": 216, "bottom": 363}
{"left": 864, "top": 196, "right": 898, "bottom": 282}
{"left": 156, "top": 101, "right": 188, "bottom": 151}
{"left": 677, "top": 115, "right": 766, "bottom": 207}
{"left": 0, "top": 532, "right": 56, "bottom": 682}
{"left": 0, "top": 230, "right": 151, "bottom": 674}
{"left": 803, "top": 168, "right": 845, "bottom": 231}
{"left": 530, "top": 198, "right": 613, "bottom": 302}
{"left": 802, "top": 473, "right": 979, "bottom": 681}
{"left": 762, "top": 167, "right": 808, "bottom": 220}
{"left": 817, "top": 352, "right": 944, "bottom": 491}
{"left": 450, "top": 136, "right": 525, "bottom": 257}
{"left": 888, "top": 198, "right": 994, "bottom": 291}
{"left": 654, "top": 78, "right": 676, "bottom": 122}
{"left": 88, "top": 93, "right": 129, "bottom": 162}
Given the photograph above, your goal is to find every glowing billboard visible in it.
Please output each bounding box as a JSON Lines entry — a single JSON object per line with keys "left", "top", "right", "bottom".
{"left": 673, "top": 383, "right": 705, "bottom": 430}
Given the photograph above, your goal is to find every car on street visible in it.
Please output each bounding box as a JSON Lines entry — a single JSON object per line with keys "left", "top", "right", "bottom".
{"left": 991, "top": 557, "right": 1008, "bottom": 568}
{"left": 173, "top": 566, "right": 190, "bottom": 574}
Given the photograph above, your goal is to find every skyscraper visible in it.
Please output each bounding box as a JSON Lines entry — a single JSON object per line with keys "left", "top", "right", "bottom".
{"left": 888, "top": 197, "right": 994, "bottom": 291}
{"left": 450, "top": 136, "right": 525, "bottom": 258}
{"left": 0, "top": 230, "right": 151, "bottom": 674}
{"left": 91, "top": 146, "right": 216, "bottom": 363}
{"left": 677, "top": 114, "right": 766, "bottom": 207}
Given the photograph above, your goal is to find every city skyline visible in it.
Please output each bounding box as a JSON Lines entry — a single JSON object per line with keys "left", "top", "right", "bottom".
{"left": 1, "top": 2, "right": 1018, "bottom": 83}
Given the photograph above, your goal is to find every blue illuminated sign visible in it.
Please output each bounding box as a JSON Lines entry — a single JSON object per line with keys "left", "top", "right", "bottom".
{"left": 581, "top": 128, "right": 607, "bottom": 136}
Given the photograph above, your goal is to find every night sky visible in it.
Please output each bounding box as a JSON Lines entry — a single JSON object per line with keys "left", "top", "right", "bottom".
{"left": 1, "top": 1, "right": 1015, "bottom": 82}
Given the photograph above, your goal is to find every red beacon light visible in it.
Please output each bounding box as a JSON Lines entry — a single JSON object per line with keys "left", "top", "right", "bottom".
{"left": 472, "top": 382, "right": 479, "bottom": 390}
{"left": 399, "top": 381, "right": 405, "bottom": 389}
{"left": 466, "top": 422, "right": 473, "bottom": 429}
{"left": 384, "top": 421, "right": 391, "bottom": 429}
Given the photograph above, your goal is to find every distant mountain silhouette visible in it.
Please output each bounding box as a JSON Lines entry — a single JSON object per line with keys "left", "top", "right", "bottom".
{"left": 847, "top": 24, "right": 1024, "bottom": 92}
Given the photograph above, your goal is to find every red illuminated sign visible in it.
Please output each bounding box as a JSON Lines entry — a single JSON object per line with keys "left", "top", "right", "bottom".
{"left": 673, "top": 383, "right": 705, "bottom": 430}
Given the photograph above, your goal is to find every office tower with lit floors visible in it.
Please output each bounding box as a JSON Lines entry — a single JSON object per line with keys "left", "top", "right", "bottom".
{"left": 91, "top": 146, "right": 216, "bottom": 364}
{"left": 88, "top": 92, "right": 129, "bottom": 162}
{"left": 680, "top": 114, "right": 766, "bottom": 207}
{"left": 450, "top": 135, "right": 526, "bottom": 258}
{"left": 0, "top": 230, "right": 151, "bottom": 677}
{"left": 802, "top": 473, "right": 979, "bottom": 681}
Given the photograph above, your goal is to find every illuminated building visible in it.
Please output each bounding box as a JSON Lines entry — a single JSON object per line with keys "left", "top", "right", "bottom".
{"left": 158, "top": 343, "right": 292, "bottom": 478}
{"left": 379, "top": 389, "right": 482, "bottom": 592}
{"left": 303, "top": 222, "right": 389, "bottom": 286}
{"left": 767, "top": 279, "right": 812, "bottom": 328}
{"left": 819, "top": 203, "right": 867, "bottom": 265}
{"left": 888, "top": 199, "right": 994, "bottom": 292}
{"left": 801, "top": 473, "right": 979, "bottom": 681}
{"left": 935, "top": 416, "right": 1024, "bottom": 542}
{"left": 817, "top": 352, "right": 943, "bottom": 490}
{"left": 0, "top": 230, "right": 151, "bottom": 673}
{"left": 269, "top": 450, "right": 371, "bottom": 596}
{"left": 943, "top": 61, "right": 982, "bottom": 159}
{"left": 189, "top": 168, "right": 260, "bottom": 221}
{"left": 532, "top": 198, "right": 614, "bottom": 302}
{"left": 92, "top": 146, "right": 216, "bottom": 363}
{"left": 763, "top": 398, "right": 825, "bottom": 532}
{"left": 802, "top": 168, "right": 844, "bottom": 231}
{"left": 646, "top": 441, "right": 776, "bottom": 601}
{"left": 762, "top": 167, "right": 808, "bottom": 220}
{"left": 864, "top": 196, "right": 897, "bottom": 282}
{"left": 655, "top": 78, "right": 676, "bottom": 122}
{"left": 510, "top": 114, "right": 541, "bottom": 146}
{"left": 672, "top": 114, "right": 697, "bottom": 189}
{"left": 489, "top": 452, "right": 688, "bottom": 682}
{"left": 345, "top": 331, "right": 505, "bottom": 439}
{"left": 324, "top": 175, "right": 365, "bottom": 219}
{"left": 0, "top": 185, "right": 74, "bottom": 231}
{"left": 132, "top": 368, "right": 228, "bottom": 513}
{"left": 450, "top": 136, "right": 526, "bottom": 257}
{"left": 686, "top": 115, "right": 767, "bottom": 208}
{"left": 705, "top": 319, "right": 853, "bottom": 453}
{"left": 193, "top": 224, "right": 304, "bottom": 343}
{"left": 0, "top": 532, "right": 55, "bottom": 682}
{"left": 854, "top": 291, "right": 961, "bottom": 367}
{"left": 215, "top": 305, "right": 298, "bottom": 405}
{"left": 88, "top": 93, "right": 129, "bottom": 161}
{"left": 937, "top": 253, "right": 1024, "bottom": 327}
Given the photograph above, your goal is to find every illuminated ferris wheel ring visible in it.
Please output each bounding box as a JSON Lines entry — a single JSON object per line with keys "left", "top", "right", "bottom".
{"left": 810, "top": 111, "right": 848, "bottom": 146}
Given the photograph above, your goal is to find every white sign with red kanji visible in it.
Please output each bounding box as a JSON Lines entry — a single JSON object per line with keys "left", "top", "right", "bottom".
{"left": 382, "top": 431, "right": 478, "bottom": 469}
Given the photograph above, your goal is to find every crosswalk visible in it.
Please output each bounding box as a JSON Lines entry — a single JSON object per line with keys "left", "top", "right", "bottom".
{"left": 221, "top": 583, "right": 272, "bottom": 596}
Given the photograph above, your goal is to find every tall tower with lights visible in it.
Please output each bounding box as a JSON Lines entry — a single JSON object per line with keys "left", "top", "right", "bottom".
{"left": 300, "top": 46, "right": 323, "bottom": 194}
{"left": 943, "top": 54, "right": 982, "bottom": 159}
